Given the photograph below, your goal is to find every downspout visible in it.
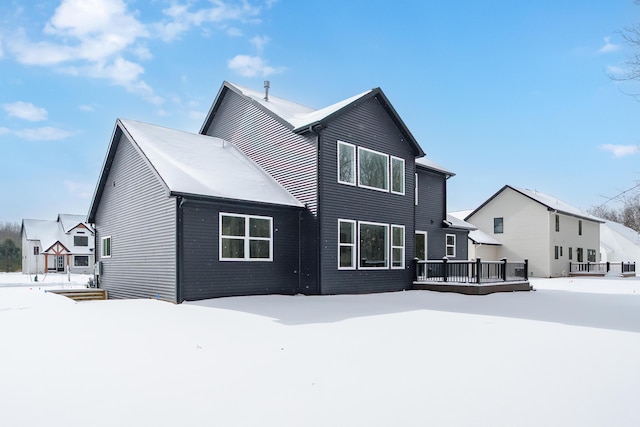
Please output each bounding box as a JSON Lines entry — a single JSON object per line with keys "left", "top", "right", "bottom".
{"left": 176, "top": 196, "right": 184, "bottom": 303}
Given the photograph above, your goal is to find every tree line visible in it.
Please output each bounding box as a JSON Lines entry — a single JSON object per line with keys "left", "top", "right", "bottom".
{"left": 0, "top": 222, "right": 21, "bottom": 272}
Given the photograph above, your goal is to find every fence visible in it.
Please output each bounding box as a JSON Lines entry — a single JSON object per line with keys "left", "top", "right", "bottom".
{"left": 415, "top": 258, "right": 529, "bottom": 284}
{"left": 569, "top": 261, "right": 636, "bottom": 275}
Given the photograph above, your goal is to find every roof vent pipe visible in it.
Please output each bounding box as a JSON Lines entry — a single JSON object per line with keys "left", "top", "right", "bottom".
{"left": 264, "top": 80, "right": 270, "bottom": 101}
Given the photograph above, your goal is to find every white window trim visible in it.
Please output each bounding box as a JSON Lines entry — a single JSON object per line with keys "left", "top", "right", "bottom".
{"left": 390, "top": 156, "right": 405, "bottom": 195}
{"left": 446, "top": 234, "right": 456, "bottom": 258}
{"left": 337, "top": 141, "right": 356, "bottom": 186}
{"left": 357, "top": 146, "right": 389, "bottom": 192}
{"left": 358, "top": 221, "right": 389, "bottom": 269}
{"left": 338, "top": 219, "right": 357, "bottom": 270}
{"left": 414, "top": 173, "right": 418, "bottom": 205}
{"left": 219, "top": 213, "right": 273, "bottom": 262}
{"left": 391, "top": 224, "right": 405, "bottom": 269}
{"left": 101, "top": 236, "right": 111, "bottom": 258}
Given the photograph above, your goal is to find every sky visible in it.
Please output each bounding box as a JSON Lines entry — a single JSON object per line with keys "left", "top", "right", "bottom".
{"left": 0, "top": 0, "right": 639, "bottom": 224}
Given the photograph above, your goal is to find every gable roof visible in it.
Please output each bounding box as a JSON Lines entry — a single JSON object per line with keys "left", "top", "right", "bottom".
{"left": 58, "top": 214, "right": 92, "bottom": 233}
{"left": 466, "top": 185, "right": 603, "bottom": 223}
{"left": 201, "top": 81, "right": 425, "bottom": 157}
{"left": 88, "top": 119, "right": 303, "bottom": 221}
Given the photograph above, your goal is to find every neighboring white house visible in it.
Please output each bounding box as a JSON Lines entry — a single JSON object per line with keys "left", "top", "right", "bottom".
{"left": 21, "top": 214, "right": 95, "bottom": 275}
{"left": 450, "top": 210, "right": 502, "bottom": 260}
{"left": 464, "top": 185, "right": 603, "bottom": 278}
{"left": 600, "top": 220, "right": 640, "bottom": 266}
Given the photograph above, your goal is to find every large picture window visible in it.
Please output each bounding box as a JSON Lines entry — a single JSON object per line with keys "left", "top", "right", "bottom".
{"left": 358, "top": 147, "right": 389, "bottom": 191}
{"left": 337, "top": 141, "right": 356, "bottom": 185}
{"left": 391, "top": 156, "right": 405, "bottom": 195}
{"left": 359, "top": 222, "right": 388, "bottom": 268}
{"left": 446, "top": 234, "right": 456, "bottom": 257}
{"left": 338, "top": 220, "right": 356, "bottom": 269}
{"left": 220, "top": 213, "right": 272, "bottom": 261}
{"left": 101, "top": 236, "right": 111, "bottom": 258}
{"left": 391, "top": 225, "right": 405, "bottom": 268}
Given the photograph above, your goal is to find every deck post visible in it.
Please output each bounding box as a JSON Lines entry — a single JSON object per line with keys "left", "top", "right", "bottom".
{"left": 606, "top": 262, "right": 610, "bottom": 273}
{"left": 443, "top": 257, "right": 448, "bottom": 283}
{"left": 414, "top": 258, "right": 420, "bottom": 281}
{"left": 501, "top": 258, "right": 507, "bottom": 282}
{"left": 524, "top": 259, "right": 529, "bottom": 280}
{"left": 475, "top": 258, "right": 481, "bottom": 284}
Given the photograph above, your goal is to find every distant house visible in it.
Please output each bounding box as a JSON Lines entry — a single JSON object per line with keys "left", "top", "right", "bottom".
{"left": 21, "top": 214, "right": 95, "bottom": 275}
{"left": 600, "top": 220, "right": 640, "bottom": 265}
{"left": 88, "top": 81, "right": 466, "bottom": 302}
{"left": 465, "top": 185, "right": 603, "bottom": 277}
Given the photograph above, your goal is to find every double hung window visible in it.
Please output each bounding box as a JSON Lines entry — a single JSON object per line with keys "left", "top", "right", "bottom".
{"left": 338, "top": 220, "right": 356, "bottom": 269}
{"left": 101, "top": 236, "right": 111, "bottom": 258}
{"left": 446, "top": 234, "right": 456, "bottom": 257}
{"left": 220, "top": 213, "right": 272, "bottom": 261}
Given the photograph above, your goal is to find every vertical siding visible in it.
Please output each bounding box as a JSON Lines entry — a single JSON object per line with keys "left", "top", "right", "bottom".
{"left": 415, "top": 168, "right": 449, "bottom": 259}
{"left": 94, "top": 134, "right": 177, "bottom": 301}
{"left": 318, "top": 96, "right": 416, "bottom": 294}
{"left": 203, "top": 90, "right": 319, "bottom": 294}
{"left": 179, "top": 199, "right": 301, "bottom": 300}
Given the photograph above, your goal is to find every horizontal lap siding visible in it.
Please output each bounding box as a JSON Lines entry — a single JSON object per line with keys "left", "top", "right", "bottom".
{"left": 203, "top": 90, "right": 319, "bottom": 294}
{"left": 319, "top": 97, "right": 415, "bottom": 294}
{"left": 95, "top": 135, "right": 177, "bottom": 301}
{"left": 415, "top": 169, "right": 449, "bottom": 259}
{"left": 179, "top": 200, "right": 301, "bottom": 300}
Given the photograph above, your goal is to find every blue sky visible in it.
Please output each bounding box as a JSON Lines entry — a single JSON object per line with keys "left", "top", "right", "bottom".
{"left": 1, "top": 0, "right": 639, "bottom": 223}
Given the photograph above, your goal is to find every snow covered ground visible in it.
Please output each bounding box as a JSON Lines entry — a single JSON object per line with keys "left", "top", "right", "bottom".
{"left": 1, "top": 273, "right": 639, "bottom": 426}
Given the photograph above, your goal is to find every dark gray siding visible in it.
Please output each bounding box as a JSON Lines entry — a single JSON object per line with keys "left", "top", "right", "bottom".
{"left": 94, "top": 134, "right": 177, "bottom": 301}
{"left": 414, "top": 167, "right": 468, "bottom": 260}
{"left": 318, "top": 96, "right": 416, "bottom": 294}
{"left": 179, "top": 199, "right": 301, "bottom": 300}
{"left": 202, "top": 90, "right": 319, "bottom": 294}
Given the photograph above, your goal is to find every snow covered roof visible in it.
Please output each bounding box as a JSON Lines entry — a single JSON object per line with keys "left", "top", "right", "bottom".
{"left": 22, "top": 219, "right": 60, "bottom": 249}
{"left": 416, "top": 157, "right": 455, "bottom": 177}
{"left": 444, "top": 214, "right": 476, "bottom": 230}
{"left": 58, "top": 214, "right": 92, "bottom": 233}
{"left": 468, "top": 229, "right": 502, "bottom": 245}
{"left": 118, "top": 119, "right": 304, "bottom": 208}
{"left": 467, "top": 185, "right": 603, "bottom": 223}
{"left": 202, "top": 81, "right": 425, "bottom": 157}
{"left": 602, "top": 220, "right": 640, "bottom": 244}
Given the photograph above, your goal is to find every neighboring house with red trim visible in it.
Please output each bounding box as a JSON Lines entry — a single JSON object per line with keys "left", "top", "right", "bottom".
{"left": 21, "top": 214, "right": 95, "bottom": 275}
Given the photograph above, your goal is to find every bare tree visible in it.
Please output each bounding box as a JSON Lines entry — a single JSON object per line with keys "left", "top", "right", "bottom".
{"left": 590, "top": 183, "right": 640, "bottom": 232}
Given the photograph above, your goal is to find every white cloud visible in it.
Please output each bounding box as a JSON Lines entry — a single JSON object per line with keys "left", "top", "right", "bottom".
{"left": 606, "top": 65, "right": 627, "bottom": 75}
{"left": 250, "top": 35, "right": 269, "bottom": 53}
{"left": 14, "top": 126, "right": 76, "bottom": 141}
{"left": 79, "top": 105, "right": 95, "bottom": 112}
{"left": 228, "top": 54, "right": 281, "bottom": 77}
{"left": 2, "top": 101, "right": 48, "bottom": 121}
{"left": 0, "top": 127, "right": 9, "bottom": 135}
{"left": 598, "top": 36, "right": 621, "bottom": 54}
{"left": 601, "top": 144, "right": 640, "bottom": 158}
{"left": 154, "top": 1, "right": 261, "bottom": 42}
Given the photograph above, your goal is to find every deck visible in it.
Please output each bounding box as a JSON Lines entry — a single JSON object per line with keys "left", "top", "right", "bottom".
{"left": 413, "top": 258, "right": 531, "bottom": 295}
{"left": 48, "top": 288, "right": 108, "bottom": 301}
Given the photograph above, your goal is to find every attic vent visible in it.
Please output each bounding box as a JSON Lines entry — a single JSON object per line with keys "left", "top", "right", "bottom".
{"left": 264, "top": 80, "right": 270, "bottom": 101}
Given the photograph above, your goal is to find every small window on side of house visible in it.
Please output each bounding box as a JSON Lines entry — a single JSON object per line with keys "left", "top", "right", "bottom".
{"left": 446, "top": 234, "right": 456, "bottom": 257}
{"left": 555, "top": 214, "right": 560, "bottom": 232}
{"left": 578, "top": 220, "right": 582, "bottom": 236}
{"left": 391, "top": 156, "right": 405, "bottom": 195}
{"left": 338, "top": 219, "right": 356, "bottom": 269}
{"left": 101, "top": 236, "right": 111, "bottom": 258}
{"left": 494, "top": 217, "right": 503, "bottom": 234}
{"left": 587, "top": 249, "right": 596, "bottom": 262}
{"left": 391, "top": 225, "right": 405, "bottom": 269}
{"left": 74, "top": 236, "right": 89, "bottom": 246}
{"left": 554, "top": 246, "right": 559, "bottom": 260}
{"left": 569, "top": 247, "right": 573, "bottom": 260}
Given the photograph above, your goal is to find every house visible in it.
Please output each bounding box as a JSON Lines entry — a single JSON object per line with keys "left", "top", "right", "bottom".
{"left": 21, "top": 214, "right": 95, "bottom": 275}
{"left": 600, "top": 220, "right": 640, "bottom": 266}
{"left": 464, "top": 185, "right": 603, "bottom": 277}
{"left": 449, "top": 210, "right": 502, "bottom": 260}
{"left": 88, "top": 81, "right": 467, "bottom": 302}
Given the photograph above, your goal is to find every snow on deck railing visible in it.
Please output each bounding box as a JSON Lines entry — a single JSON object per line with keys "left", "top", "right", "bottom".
{"left": 415, "top": 258, "right": 528, "bottom": 284}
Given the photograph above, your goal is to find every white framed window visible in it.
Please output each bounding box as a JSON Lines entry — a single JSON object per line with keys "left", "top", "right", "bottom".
{"left": 338, "top": 219, "right": 356, "bottom": 269}
{"left": 358, "top": 147, "right": 389, "bottom": 192}
{"left": 414, "top": 173, "right": 418, "bottom": 205}
{"left": 494, "top": 217, "right": 503, "bottom": 234}
{"left": 337, "top": 141, "right": 356, "bottom": 186}
{"left": 101, "top": 236, "right": 111, "bottom": 258}
{"left": 446, "top": 234, "right": 456, "bottom": 257}
{"left": 391, "top": 156, "right": 405, "bottom": 195}
{"left": 391, "top": 225, "right": 405, "bottom": 269}
{"left": 359, "top": 221, "right": 388, "bottom": 269}
{"left": 74, "top": 256, "right": 89, "bottom": 267}
{"left": 220, "top": 213, "right": 273, "bottom": 261}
